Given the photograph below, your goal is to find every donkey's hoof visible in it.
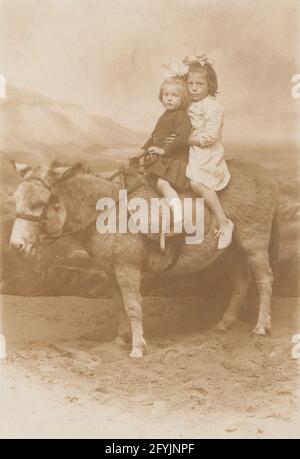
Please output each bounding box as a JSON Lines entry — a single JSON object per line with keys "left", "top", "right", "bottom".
{"left": 216, "top": 318, "right": 235, "bottom": 332}
{"left": 130, "top": 347, "right": 144, "bottom": 359}
{"left": 215, "top": 320, "right": 230, "bottom": 332}
{"left": 252, "top": 325, "right": 270, "bottom": 336}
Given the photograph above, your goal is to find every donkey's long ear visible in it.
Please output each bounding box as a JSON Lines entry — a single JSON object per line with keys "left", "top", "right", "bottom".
{"left": 48, "top": 162, "right": 82, "bottom": 183}
{"left": 11, "top": 160, "right": 33, "bottom": 178}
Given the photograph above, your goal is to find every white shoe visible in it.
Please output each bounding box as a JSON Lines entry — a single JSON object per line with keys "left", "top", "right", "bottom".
{"left": 217, "top": 219, "right": 235, "bottom": 250}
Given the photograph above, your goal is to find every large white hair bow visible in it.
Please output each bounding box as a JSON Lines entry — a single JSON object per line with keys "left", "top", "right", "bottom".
{"left": 163, "top": 61, "right": 189, "bottom": 79}
{"left": 182, "top": 53, "right": 213, "bottom": 67}
{"left": 163, "top": 53, "right": 213, "bottom": 79}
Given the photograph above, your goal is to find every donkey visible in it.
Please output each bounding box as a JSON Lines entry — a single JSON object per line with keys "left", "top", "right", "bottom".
{"left": 9, "top": 159, "right": 279, "bottom": 358}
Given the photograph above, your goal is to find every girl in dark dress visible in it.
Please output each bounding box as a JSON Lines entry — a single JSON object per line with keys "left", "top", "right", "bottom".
{"left": 141, "top": 77, "right": 191, "bottom": 225}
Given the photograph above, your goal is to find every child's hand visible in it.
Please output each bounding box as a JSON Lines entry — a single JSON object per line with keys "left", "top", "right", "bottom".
{"left": 163, "top": 133, "right": 176, "bottom": 146}
{"left": 188, "top": 133, "right": 201, "bottom": 146}
{"left": 148, "top": 146, "right": 165, "bottom": 156}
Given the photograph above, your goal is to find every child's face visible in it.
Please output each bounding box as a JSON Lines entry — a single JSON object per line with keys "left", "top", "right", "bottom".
{"left": 161, "top": 84, "right": 183, "bottom": 111}
{"left": 187, "top": 71, "right": 209, "bottom": 102}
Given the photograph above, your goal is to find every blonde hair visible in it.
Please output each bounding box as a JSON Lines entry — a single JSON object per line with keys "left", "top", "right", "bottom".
{"left": 187, "top": 63, "right": 218, "bottom": 96}
{"left": 159, "top": 77, "right": 189, "bottom": 110}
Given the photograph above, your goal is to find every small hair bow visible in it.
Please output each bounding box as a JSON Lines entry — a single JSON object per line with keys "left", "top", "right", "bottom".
{"left": 182, "top": 53, "right": 213, "bottom": 67}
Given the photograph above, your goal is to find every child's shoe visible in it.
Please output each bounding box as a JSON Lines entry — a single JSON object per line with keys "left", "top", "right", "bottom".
{"left": 217, "top": 219, "right": 235, "bottom": 250}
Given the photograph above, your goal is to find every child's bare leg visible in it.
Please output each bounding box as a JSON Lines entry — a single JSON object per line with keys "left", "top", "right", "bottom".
{"left": 190, "top": 180, "right": 234, "bottom": 249}
{"left": 191, "top": 181, "right": 227, "bottom": 225}
{"left": 157, "top": 178, "right": 182, "bottom": 225}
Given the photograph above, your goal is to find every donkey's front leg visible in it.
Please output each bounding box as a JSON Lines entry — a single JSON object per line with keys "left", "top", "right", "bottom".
{"left": 115, "top": 264, "right": 146, "bottom": 358}
{"left": 105, "top": 270, "right": 131, "bottom": 345}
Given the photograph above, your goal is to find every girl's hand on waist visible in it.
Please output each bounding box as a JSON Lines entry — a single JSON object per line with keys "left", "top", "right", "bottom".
{"left": 163, "top": 133, "right": 176, "bottom": 146}
{"left": 148, "top": 146, "right": 165, "bottom": 156}
{"left": 188, "top": 133, "right": 201, "bottom": 147}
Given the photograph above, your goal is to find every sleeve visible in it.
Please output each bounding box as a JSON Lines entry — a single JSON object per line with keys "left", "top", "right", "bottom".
{"left": 164, "top": 112, "right": 192, "bottom": 155}
{"left": 195, "top": 101, "right": 224, "bottom": 148}
{"left": 141, "top": 116, "right": 161, "bottom": 151}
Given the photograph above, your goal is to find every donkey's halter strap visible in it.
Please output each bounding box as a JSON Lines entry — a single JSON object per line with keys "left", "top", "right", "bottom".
{"left": 15, "top": 176, "right": 79, "bottom": 244}
{"left": 15, "top": 177, "right": 53, "bottom": 224}
{"left": 24, "top": 177, "right": 52, "bottom": 192}
{"left": 15, "top": 174, "right": 98, "bottom": 244}
{"left": 16, "top": 212, "right": 43, "bottom": 223}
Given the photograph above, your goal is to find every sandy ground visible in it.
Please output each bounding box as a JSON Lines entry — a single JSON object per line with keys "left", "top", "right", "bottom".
{"left": 0, "top": 295, "right": 299, "bottom": 439}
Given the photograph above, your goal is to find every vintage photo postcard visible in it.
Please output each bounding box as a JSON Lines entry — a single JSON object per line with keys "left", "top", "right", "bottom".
{"left": 0, "top": 0, "right": 299, "bottom": 440}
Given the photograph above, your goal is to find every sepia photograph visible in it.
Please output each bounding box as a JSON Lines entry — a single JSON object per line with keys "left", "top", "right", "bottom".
{"left": 0, "top": 0, "right": 299, "bottom": 440}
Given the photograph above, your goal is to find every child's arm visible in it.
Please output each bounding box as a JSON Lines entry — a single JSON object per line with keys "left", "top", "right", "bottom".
{"left": 141, "top": 115, "right": 162, "bottom": 152}
{"left": 189, "top": 103, "right": 224, "bottom": 148}
{"left": 143, "top": 139, "right": 165, "bottom": 156}
{"left": 142, "top": 137, "right": 153, "bottom": 153}
{"left": 164, "top": 112, "right": 192, "bottom": 155}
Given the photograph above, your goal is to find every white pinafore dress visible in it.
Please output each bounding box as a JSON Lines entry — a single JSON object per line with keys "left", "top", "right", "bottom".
{"left": 186, "top": 95, "right": 230, "bottom": 191}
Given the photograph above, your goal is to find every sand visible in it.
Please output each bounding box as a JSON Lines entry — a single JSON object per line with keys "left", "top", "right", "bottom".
{"left": 0, "top": 295, "right": 299, "bottom": 439}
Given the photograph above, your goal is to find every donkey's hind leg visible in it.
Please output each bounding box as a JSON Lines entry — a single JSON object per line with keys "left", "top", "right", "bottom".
{"left": 246, "top": 249, "right": 273, "bottom": 335}
{"left": 115, "top": 264, "right": 146, "bottom": 358}
{"left": 216, "top": 258, "right": 250, "bottom": 332}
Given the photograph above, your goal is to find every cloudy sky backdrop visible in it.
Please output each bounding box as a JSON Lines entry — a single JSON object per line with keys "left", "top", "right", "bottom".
{"left": 0, "top": 0, "right": 299, "bottom": 147}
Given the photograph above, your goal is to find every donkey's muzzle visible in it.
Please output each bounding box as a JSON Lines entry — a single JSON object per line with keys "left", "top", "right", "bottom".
{"left": 10, "top": 239, "right": 26, "bottom": 254}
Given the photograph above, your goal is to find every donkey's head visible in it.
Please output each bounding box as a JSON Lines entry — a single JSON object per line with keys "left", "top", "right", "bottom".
{"left": 10, "top": 161, "right": 81, "bottom": 257}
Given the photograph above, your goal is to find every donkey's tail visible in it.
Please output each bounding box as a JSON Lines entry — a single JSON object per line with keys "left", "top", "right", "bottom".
{"left": 269, "top": 210, "right": 280, "bottom": 274}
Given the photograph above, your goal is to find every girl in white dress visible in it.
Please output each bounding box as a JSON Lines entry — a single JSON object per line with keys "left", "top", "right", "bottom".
{"left": 183, "top": 55, "right": 234, "bottom": 249}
